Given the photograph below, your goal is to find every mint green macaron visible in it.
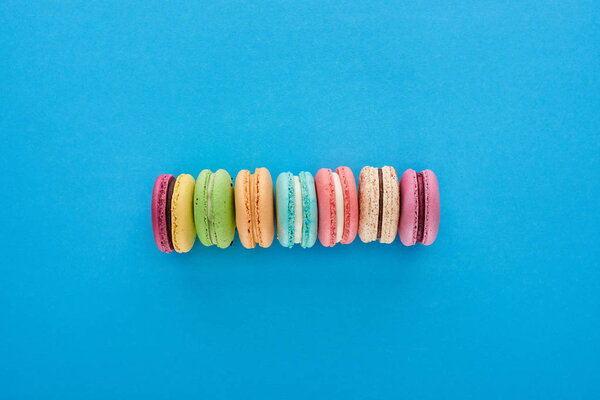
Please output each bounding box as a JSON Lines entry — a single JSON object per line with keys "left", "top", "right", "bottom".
{"left": 275, "top": 171, "right": 318, "bottom": 248}
{"left": 194, "top": 169, "right": 236, "bottom": 248}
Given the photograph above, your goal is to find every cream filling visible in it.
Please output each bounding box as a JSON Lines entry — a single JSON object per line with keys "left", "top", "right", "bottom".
{"left": 207, "top": 173, "right": 217, "bottom": 245}
{"left": 293, "top": 176, "right": 303, "bottom": 244}
{"left": 333, "top": 172, "right": 344, "bottom": 243}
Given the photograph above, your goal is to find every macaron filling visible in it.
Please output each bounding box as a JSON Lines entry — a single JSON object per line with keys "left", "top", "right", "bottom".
{"left": 207, "top": 172, "right": 217, "bottom": 245}
{"left": 165, "top": 177, "right": 176, "bottom": 248}
{"left": 293, "top": 176, "right": 303, "bottom": 244}
{"left": 416, "top": 172, "right": 425, "bottom": 243}
{"left": 332, "top": 172, "right": 344, "bottom": 243}
{"left": 376, "top": 168, "right": 384, "bottom": 240}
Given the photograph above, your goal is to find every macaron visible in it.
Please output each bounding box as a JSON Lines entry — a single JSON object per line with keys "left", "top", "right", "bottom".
{"left": 234, "top": 168, "right": 275, "bottom": 249}
{"left": 399, "top": 169, "right": 440, "bottom": 246}
{"left": 171, "top": 174, "right": 197, "bottom": 253}
{"left": 194, "top": 169, "right": 236, "bottom": 248}
{"left": 314, "top": 167, "right": 359, "bottom": 246}
{"left": 358, "top": 166, "right": 400, "bottom": 244}
{"left": 151, "top": 174, "right": 175, "bottom": 253}
{"left": 275, "top": 171, "right": 318, "bottom": 248}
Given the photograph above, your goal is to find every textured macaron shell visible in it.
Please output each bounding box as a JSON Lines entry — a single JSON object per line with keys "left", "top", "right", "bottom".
{"left": 358, "top": 167, "right": 379, "bottom": 243}
{"left": 209, "top": 169, "right": 236, "bottom": 248}
{"left": 234, "top": 168, "right": 274, "bottom": 249}
{"left": 194, "top": 170, "right": 212, "bottom": 247}
{"left": 315, "top": 168, "right": 337, "bottom": 247}
{"left": 358, "top": 166, "right": 399, "bottom": 244}
{"left": 253, "top": 168, "right": 275, "bottom": 247}
{"left": 298, "top": 171, "right": 318, "bottom": 248}
{"left": 151, "top": 174, "right": 175, "bottom": 253}
{"left": 380, "top": 166, "right": 400, "bottom": 243}
{"left": 399, "top": 169, "right": 440, "bottom": 246}
{"left": 234, "top": 170, "right": 254, "bottom": 248}
{"left": 336, "top": 167, "right": 358, "bottom": 244}
{"left": 171, "top": 174, "right": 196, "bottom": 253}
{"left": 421, "top": 170, "right": 440, "bottom": 245}
{"left": 212, "top": 169, "right": 235, "bottom": 248}
{"left": 275, "top": 172, "right": 294, "bottom": 247}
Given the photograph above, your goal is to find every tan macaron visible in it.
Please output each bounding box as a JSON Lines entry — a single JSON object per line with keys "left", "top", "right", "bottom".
{"left": 358, "top": 166, "right": 399, "bottom": 244}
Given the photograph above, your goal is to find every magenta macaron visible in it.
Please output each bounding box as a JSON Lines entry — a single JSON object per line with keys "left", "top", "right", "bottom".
{"left": 398, "top": 169, "right": 440, "bottom": 246}
{"left": 151, "top": 174, "right": 176, "bottom": 253}
{"left": 314, "top": 166, "right": 359, "bottom": 247}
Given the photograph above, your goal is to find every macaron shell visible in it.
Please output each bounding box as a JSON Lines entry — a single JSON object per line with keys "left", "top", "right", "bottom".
{"left": 399, "top": 169, "right": 418, "bottom": 246}
{"left": 421, "top": 169, "right": 440, "bottom": 246}
{"left": 234, "top": 170, "right": 255, "bottom": 248}
{"left": 336, "top": 166, "right": 358, "bottom": 244}
{"left": 171, "top": 174, "right": 196, "bottom": 253}
{"left": 275, "top": 172, "right": 293, "bottom": 248}
{"left": 358, "top": 166, "right": 379, "bottom": 243}
{"left": 194, "top": 170, "right": 212, "bottom": 247}
{"left": 315, "top": 168, "right": 336, "bottom": 247}
{"left": 210, "top": 169, "right": 236, "bottom": 248}
{"left": 299, "top": 171, "right": 318, "bottom": 248}
{"left": 254, "top": 168, "right": 275, "bottom": 248}
{"left": 380, "top": 166, "right": 399, "bottom": 244}
{"left": 151, "top": 174, "right": 174, "bottom": 253}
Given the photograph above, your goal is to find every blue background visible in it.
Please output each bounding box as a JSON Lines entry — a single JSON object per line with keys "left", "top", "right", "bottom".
{"left": 1, "top": 1, "right": 599, "bottom": 398}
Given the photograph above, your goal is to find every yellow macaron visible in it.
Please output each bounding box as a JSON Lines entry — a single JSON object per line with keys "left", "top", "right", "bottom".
{"left": 170, "top": 174, "right": 196, "bottom": 252}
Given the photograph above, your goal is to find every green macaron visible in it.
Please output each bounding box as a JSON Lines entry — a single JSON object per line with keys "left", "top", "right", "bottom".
{"left": 194, "top": 169, "right": 236, "bottom": 248}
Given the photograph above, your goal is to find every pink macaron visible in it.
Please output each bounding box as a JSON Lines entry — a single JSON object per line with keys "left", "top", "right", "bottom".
{"left": 151, "top": 174, "right": 175, "bottom": 253}
{"left": 398, "top": 169, "right": 440, "bottom": 246}
{"left": 315, "top": 166, "right": 359, "bottom": 246}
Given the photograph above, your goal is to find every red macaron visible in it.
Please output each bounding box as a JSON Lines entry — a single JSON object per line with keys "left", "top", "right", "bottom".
{"left": 314, "top": 166, "right": 359, "bottom": 246}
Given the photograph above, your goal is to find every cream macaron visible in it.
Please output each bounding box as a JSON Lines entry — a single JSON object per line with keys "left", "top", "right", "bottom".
{"left": 358, "top": 166, "right": 400, "bottom": 244}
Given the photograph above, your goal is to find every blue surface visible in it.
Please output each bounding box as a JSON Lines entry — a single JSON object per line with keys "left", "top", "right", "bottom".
{"left": 1, "top": 1, "right": 599, "bottom": 398}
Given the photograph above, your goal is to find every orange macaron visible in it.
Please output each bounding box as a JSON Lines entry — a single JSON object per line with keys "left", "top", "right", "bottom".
{"left": 234, "top": 168, "right": 275, "bottom": 248}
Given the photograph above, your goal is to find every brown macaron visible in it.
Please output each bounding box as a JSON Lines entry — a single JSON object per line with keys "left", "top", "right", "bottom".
{"left": 234, "top": 168, "right": 275, "bottom": 248}
{"left": 358, "top": 166, "right": 400, "bottom": 244}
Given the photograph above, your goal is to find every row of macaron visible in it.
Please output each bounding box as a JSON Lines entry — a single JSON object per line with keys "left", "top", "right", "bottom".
{"left": 151, "top": 166, "right": 440, "bottom": 253}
